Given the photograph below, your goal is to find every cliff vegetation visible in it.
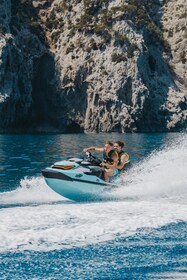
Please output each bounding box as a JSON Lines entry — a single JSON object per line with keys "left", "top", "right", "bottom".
{"left": 0, "top": 0, "right": 186, "bottom": 132}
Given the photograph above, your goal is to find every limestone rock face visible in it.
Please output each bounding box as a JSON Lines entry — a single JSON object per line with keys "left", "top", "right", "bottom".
{"left": 0, "top": 0, "right": 186, "bottom": 132}
{"left": 0, "top": 0, "right": 48, "bottom": 131}
{"left": 161, "top": 0, "right": 187, "bottom": 130}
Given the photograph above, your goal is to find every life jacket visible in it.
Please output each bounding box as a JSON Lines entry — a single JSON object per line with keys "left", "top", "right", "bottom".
{"left": 103, "top": 149, "right": 118, "bottom": 164}
{"left": 118, "top": 150, "right": 129, "bottom": 170}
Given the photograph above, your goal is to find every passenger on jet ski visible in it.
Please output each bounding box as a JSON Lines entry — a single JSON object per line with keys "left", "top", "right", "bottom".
{"left": 114, "top": 141, "right": 130, "bottom": 171}
{"left": 83, "top": 141, "right": 119, "bottom": 182}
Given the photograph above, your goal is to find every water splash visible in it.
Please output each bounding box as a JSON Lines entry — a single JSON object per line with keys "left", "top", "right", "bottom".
{"left": 0, "top": 134, "right": 187, "bottom": 253}
{"left": 111, "top": 133, "right": 187, "bottom": 201}
{"left": 0, "top": 176, "right": 65, "bottom": 206}
{"left": 1, "top": 133, "right": 187, "bottom": 205}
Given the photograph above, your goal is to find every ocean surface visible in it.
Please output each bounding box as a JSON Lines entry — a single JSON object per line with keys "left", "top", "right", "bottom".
{"left": 0, "top": 132, "right": 187, "bottom": 279}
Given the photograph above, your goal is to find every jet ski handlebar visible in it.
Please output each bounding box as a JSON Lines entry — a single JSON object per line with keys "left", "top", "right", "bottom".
{"left": 85, "top": 152, "right": 102, "bottom": 166}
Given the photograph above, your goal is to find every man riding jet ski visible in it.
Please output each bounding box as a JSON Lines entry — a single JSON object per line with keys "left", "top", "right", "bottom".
{"left": 83, "top": 141, "right": 119, "bottom": 182}
{"left": 42, "top": 141, "right": 130, "bottom": 202}
{"left": 83, "top": 140, "right": 130, "bottom": 179}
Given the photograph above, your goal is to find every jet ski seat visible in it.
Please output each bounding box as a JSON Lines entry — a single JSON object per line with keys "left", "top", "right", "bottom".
{"left": 85, "top": 166, "right": 103, "bottom": 179}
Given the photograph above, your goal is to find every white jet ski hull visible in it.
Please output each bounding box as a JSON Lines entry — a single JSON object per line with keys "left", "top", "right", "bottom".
{"left": 42, "top": 159, "right": 118, "bottom": 202}
{"left": 44, "top": 176, "right": 109, "bottom": 202}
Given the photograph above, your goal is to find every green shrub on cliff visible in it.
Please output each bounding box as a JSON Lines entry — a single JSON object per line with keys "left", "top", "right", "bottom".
{"left": 162, "top": 0, "right": 172, "bottom": 4}
{"left": 111, "top": 52, "right": 127, "bottom": 63}
{"left": 0, "top": 23, "right": 5, "bottom": 35}
{"left": 115, "top": 32, "right": 130, "bottom": 47}
{"left": 110, "top": 3, "right": 149, "bottom": 26}
{"left": 94, "top": 22, "right": 106, "bottom": 34}
{"left": 147, "top": 22, "right": 161, "bottom": 36}
{"left": 66, "top": 43, "right": 75, "bottom": 54}
{"left": 83, "top": 0, "right": 105, "bottom": 10}
{"left": 51, "top": 30, "right": 61, "bottom": 44}
{"left": 184, "top": 27, "right": 187, "bottom": 39}
{"left": 162, "top": 38, "right": 171, "bottom": 52}
{"left": 127, "top": 43, "right": 138, "bottom": 58}
{"left": 79, "top": 13, "right": 93, "bottom": 29}
{"left": 180, "top": 51, "right": 186, "bottom": 64}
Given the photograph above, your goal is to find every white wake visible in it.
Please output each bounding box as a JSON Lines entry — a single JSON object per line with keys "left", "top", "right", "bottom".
{"left": 0, "top": 133, "right": 187, "bottom": 252}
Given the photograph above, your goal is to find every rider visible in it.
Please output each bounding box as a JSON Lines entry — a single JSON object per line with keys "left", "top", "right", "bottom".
{"left": 113, "top": 141, "right": 129, "bottom": 171}
{"left": 83, "top": 141, "right": 119, "bottom": 182}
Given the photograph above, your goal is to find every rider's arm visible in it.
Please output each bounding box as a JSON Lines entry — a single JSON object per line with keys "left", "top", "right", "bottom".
{"left": 83, "top": 147, "right": 104, "bottom": 153}
{"left": 118, "top": 154, "right": 129, "bottom": 170}
{"left": 105, "top": 152, "right": 118, "bottom": 169}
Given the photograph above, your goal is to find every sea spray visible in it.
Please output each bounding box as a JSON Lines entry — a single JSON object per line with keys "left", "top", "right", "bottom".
{"left": 109, "top": 133, "right": 187, "bottom": 201}
{"left": 0, "top": 133, "right": 187, "bottom": 252}
{"left": 0, "top": 176, "right": 64, "bottom": 206}
{"left": 0, "top": 199, "right": 187, "bottom": 252}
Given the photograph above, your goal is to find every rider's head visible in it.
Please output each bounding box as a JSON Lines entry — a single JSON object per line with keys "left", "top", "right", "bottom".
{"left": 104, "top": 141, "right": 113, "bottom": 152}
{"left": 114, "top": 141, "right": 124, "bottom": 151}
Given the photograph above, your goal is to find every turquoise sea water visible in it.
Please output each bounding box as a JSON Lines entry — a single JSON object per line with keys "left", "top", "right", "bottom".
{"left": 0, "top": 133, "right": 187, "bottom": 279}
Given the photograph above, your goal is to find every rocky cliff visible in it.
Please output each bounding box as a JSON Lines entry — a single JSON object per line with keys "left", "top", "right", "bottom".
{"left": 0, "top": 0, "right": 186, "bottom": 133}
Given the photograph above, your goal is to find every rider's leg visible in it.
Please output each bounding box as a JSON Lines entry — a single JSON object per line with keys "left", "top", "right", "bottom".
{"left": 104, "top": 169, "right": 114, "bottom": 182}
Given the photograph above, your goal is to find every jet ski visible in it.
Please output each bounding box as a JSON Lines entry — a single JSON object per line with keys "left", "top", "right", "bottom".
{"left": 42, "top": 152, "right": 120, "bottom": 202}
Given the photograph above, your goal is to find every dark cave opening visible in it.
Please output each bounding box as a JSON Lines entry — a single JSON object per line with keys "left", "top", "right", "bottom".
{"left": 31, "top": 53, "right": 57, "bottom": 127}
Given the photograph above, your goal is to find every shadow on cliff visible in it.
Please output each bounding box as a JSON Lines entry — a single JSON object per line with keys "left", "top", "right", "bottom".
{"left": 7, "top": 0, "right": 87, "bottom": 133}
{"left": 135, "top": 2, "right": 181, "bottom": 132}
{"left": 31, "top": 53, "right": 87, "bottom": 133}
{"left": 31, "top": 53, "right": 57, "bottom": 131}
